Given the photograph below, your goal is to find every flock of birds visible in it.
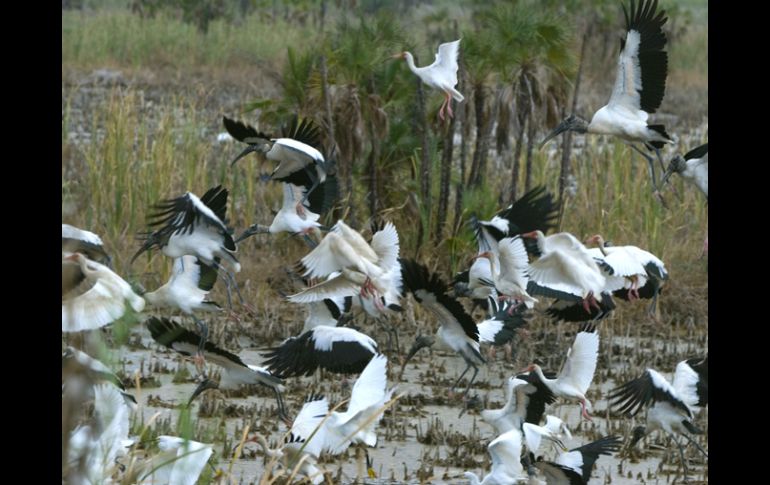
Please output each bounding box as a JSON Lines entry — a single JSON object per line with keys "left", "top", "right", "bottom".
{"left": 62, "top": 0, "right": 708, "bottom": 483}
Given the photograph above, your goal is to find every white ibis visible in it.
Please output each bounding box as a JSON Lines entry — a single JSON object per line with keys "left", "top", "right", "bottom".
{"left": 139, "top": 436, "right": 213, "bottom": 485}
{"left": 464, "top": 428, "right": 528, "bottom": 484}
{"left": 521, "top": 325, "right": 600, "bottom": 421}
{"left": 62, "top": 252, "right": 145, "bottom": 332}
{"left": 532, "top": 435, "right": 622, "bottom": 484}
{"left": 522, "top": 231, "right": 613, "bottom": 321}
{"left": 62, "top": 223, "right": 111, "bottom": 267}
{"left": 250, "top": 394, "right": 330, "bottom": 484}
{"left": 145, "top": 317, "right": 288, "bottom": 420}
{"left": 66, "top": 383, "right": 132, "bottom": 485}
{"left": 477, "top": 375, "right": 558, "bottom": 436}
{"left": 131, "top": 185, "right": 243, "bottom": 309}
{"left": 62, "top": 346, "right": 137, "bottom": 407}
{"left": 261, "top": 325, "right": 378, "bottom": 378}
{"left": 287, "top": 220, "right": 400, "bottom": 311}
{"left": 585, "top": 235, "right": 648, "bottom": 300}
{"left": 400, "top": 259, "right": 485, "bottom": 397}
{"left": 609, "top": 355, "right": 708, "bottom": 475}
{"left": 300, "top": 296, "right": 351, "bottom": 333}
{"left": 225, "top": 115, "right": 328, "bottom": 213}
{"left": 540, "top": 0, "right": 672, "bottom": 192}
{"left": 662, "top": 143, "right": 708, "bottom": 197}
{"left": 393, "top": 39, "right": 463, "bottom": 121}
{"left": 476, "top": 236, "right": 537, "bottom": 309}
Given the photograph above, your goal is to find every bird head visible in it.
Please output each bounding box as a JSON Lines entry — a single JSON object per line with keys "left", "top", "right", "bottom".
{"left": 234, "top": 223, "right": 270, "bottom": 244}
{"left": 519, "top": 363, "right": 538, "bottom": 375}
{"left": 540, "top": 114, "right": 588, "bottom": 149}
{"left": 661, "top": 155, "right": 687, "bottom": 185}
{"left": 390, "top": 52, "right": 408, "bottom": 60}
{"left": 399, "top": 335, "right": 435, "bottom": 379}
{"left": 230, "top": 144, "right": 264, "bottom": 166}
{"left": 130, "top": 232, "right": 161, "bottom": 265}
{"left": 584, "top": 234, "right": 605, "bottom": 247}
{"left": 473, "top": 251, "right": 494, "bottom": 261}
{"left": 188, "top": 378, "right": 220, "bottom": 406}
{"left": 629, "top": 425, "right": 647, "bottom": 447}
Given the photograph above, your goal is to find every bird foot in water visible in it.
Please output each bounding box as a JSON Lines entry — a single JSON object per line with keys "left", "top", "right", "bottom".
{"left": 226, "top": 310, "right": 242, "bottom": 324}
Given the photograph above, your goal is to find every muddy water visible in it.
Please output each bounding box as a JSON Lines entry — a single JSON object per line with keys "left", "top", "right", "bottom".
{"left": 109, "top": 321, "right": 707, "bottom": 485}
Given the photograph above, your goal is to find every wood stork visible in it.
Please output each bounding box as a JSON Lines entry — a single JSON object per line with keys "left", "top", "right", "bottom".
{"left": 477, "top": 376, "right": 559, "bottom": 438}
{"left": 301, "top": 296, "right": 352, "bottom": 333}
{"left": 663, "top": 142, "right": 708, "bottom": 255}
{"left": 287, "top": 220, "right": 400, "bottom": 312}
{"left": 145, "top": 317, "right": 288, "bottom": 420}
{"left": 261, "top": 325, "right": 378, "bottom": 378}
{"left": 608, "top": 355, "right": 708, "bottom": 476}
{"left": 540, "top": 0, "right": 672, "bottom": 192}
{"left": 62, "top": 346, "right": 137, "bottom": 407}
{"left": 532, "top": 435, "right": 622, "bottom": 484}
{"left": 662, "top": 143, "right": 708, "bottom": 197}
{"left": 585, "top": 235, "right": 668, "bottom": 315}
{"left": 62, "top": 252, "right": 145, "bottom": 332}
{"left": 522, "top": 231, "right": 614, "bottom": 321}
{"left": 250, "top": 394, "right": 330, "bottom": 484}
{"left": 477, "top": 298, "right": 529, "bottom": 348}
{"left": 399, "top": 259, "right": 484, "bottom": 397}
{"left": 62, "top": 223, "right": 111, "bottom": 267}
{"left": 66, "top": 383, "right": 131, "bottom": 485}
{"left": 225, "top": 115, "right": 328, "bottom": 213}
{"left": 234, "top": 181, "right": 337, "bottom": 247}
{"left": 393, "top": 39, "right": 463, "bottom": 121}
{"left": 138, "top": 436, "right": 213, "bottom": 485}
{"left": 130, "top": 185, "right": 243, "bottom": 309}
{"left": 464, "top": 428, "right": 528, "bottom": 484}
{"left": 521, "top": 325, "right": 600, "bottom": 421}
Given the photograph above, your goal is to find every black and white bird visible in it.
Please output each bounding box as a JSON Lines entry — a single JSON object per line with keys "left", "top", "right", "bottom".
{"left": 131, "top": 185, "right": 242, "bottom": 309}
{"left": 62, "top": 346, "right": 137, "bottom": 407}
{"left": 532, "top": 435, "right": 623, "bottom": 484}
{"left": 400, "top": 259, "right": 485, "bottom": 397}
{"left": 464, "top": 427, "right": 528, "bottom": 484}
{"left": 520, "top": 325, "right": 600, "bottom": 421}
{"left": 250, "top": 394, "right": 330, "bottom": 485}
{"left": 62, "top": 224, "right": 112, "bottom": 267}
{"left": 478, "top": 376, "right": 556, "bottom": 435}
{"left": 477, "top": 298, "right": 529, "bottom": 348}
{"left": 261, "top": 325, "right": 378, "bottom": 378}
{"left": 225, "top": 116, "right": 328, "bottom": 213}
{"left": 146, "top": 317, "right": 288, "bottom": 420}
{"left": 62, "top": 252, "right": 146, "bottom": 333}
{"left": 300, "top": 296, "right": 352, "bottom": 333}
{"left": 475, "top": 236, "right": 537, "bottom": 309}
{"left": 609, "top": 355, "right": 708, "bottom": 475}
{"left": 540, "top": 0, "right": 672, "bottom": 191}
{"left": 586, "top": 235, "right": 668, "bottom": 315}
{"left": 662, "top": 143, "right": 707, "bottom": 198}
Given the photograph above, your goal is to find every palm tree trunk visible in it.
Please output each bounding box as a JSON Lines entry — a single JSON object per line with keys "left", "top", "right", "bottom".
{"left": 320, "top": 54, "right": 341, "bottom": 219}
{"left": 435, "top": 100, "right": 456, "bottom": 241}
{"left": 468, "top": 83, "right": 486, "bottom": 187}
{"left": 453, "top": 65, "right": 468, "bottom": 235}
{"left": 415, "top": 63, "right": 431, "bottom": 249}
{"left": 559, "top": 31, "right": 589, "bottom": 222}
{"left": 367, "top": 77, "right": 380, "bottom": 219}
{"left": 510, "top": 109, "right": 527, "bottom": 204}
{"left": 524, "top": 75, "right": 536, "bottom": 193}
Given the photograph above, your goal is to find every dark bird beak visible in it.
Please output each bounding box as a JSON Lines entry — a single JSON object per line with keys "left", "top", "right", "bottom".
{"left": 130, "top": 236, "right": 156, "bottom": 265}
{"left": 231, "top": 144, "right": 260, "bottom": 166}
{"left": 660, "top": 162, "right": 676, "bottom": 186}
{"left": 234, "top": 224, "right": 269, "bottom": 244}
{"left": 539, "top": 120, "right": 570, "bottom": 149}
{"left": 188, "top": 378, "right": 219, "bottom": 406}
{"left": 399, "top": 337, "right": 430, "bottom": 380}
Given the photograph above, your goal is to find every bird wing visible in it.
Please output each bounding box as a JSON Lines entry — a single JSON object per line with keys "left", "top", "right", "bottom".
{"left": 516, "top": 371, "right": 558, "bottom": 424}
{"left": 167, "top": 255, "right": 218, "bottom": 295}
{"left": 334, "top": 220, "right": 379, "bottom": 263}
{"left": 270, "top": 139, "right": 324, "bottom": 180}
{"left": 62, "top": 224, "right": 111, "bottom": 265}
{"left": 92, "top": 384, "right": 131, "bottom": 472}
{"left": 499, "top": 186, "right": 560, "bottom": 236}
{"left": 603, "top": 249, "right": 647, "bottom": 277}
{"left": 528, "top": 251, "right": 589, "bottom": 299}
{"left": 222, "top": 116, "right": 271, "bottom": 144}
{"left": 287, "top": 274, "right": 362, "bottom": 304}
{"left": 156, "top": 436, "right": 213, "bottom": 485}
{"left": 347, "top": 354, "right": 389, "bottom": 416}
{"left": 534, "top": 460, "right": 583, "bottom": 485}
{"left": 672, "top": 357, "right": 708, "bottom": 409}
{"left": 608, "top": 0, "right": 668, "bottom": 114}
{"left": 522, "top": 422, "right": 560, "bottom": 456}
{"left": 470, "top": 214, "right": 508, "bottom": 252}
{"left": 431, "top": 39, "right": 461, "bottom": 87}
{"left": 608, "top": 368, "right": 692, "bottom": 418}
{"left": 370, "top": 221, "right": 400, "bottom": 271}
{"left": 289, "top": 395, "right": 330, "bottom": 458}
{"left": 558, "top": 330, "right": 599, "bottom": 394}
{"left": 684, "top": 143, "right": 708, "bottom": 161}
{"left": 559, "top": 435, "right": 622, "bottom": 483}
{"left": 497, "top": 236, "right": 531, "bottom": 287}
{"left": 488, "top": 428, "right": 525, "bottom": 479}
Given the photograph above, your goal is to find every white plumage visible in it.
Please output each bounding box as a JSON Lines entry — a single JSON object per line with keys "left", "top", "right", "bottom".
{"left": 397, "top": 39, "right": 464, "bottom": 120}
{"left": 464, "top": 428, "right": 528, "bottom": 484}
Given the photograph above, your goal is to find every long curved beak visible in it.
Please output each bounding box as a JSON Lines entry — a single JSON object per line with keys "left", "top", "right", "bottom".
{"left": 661, "top": 164, "right": 676, "bottom": 186}
{"left": 398, "top": 342, "right": 425, "bottom": 380}
{"left": 130, "top": 238, "right": 155, "bottom": 265}
{"left": 231, "top": 144, "right": 260, "bottom": 166}
{"left": 234, "top": 224, "right": 269, "bottom": 243}
{"left": 188, "top": 378, "right": 218, "bottom": 405}
{"left": 539, "top": 121, "right": 570, "bottom": 149}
